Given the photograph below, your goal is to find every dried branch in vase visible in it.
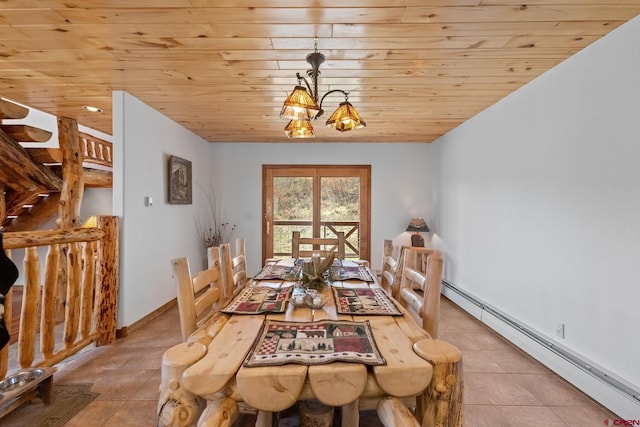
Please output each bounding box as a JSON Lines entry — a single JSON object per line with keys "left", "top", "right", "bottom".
{"left": 193, "top": 183, "right": 236, "bottom": 251}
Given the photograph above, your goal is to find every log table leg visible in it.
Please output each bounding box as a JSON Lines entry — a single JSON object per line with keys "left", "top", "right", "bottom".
{"left": 197, "top": 395, "right": 239, "bottom": 427}
{"left": 377, "top": 396, "right": 420, "bottom": 427}
{"left": 412, "top": 339, "right": 463, "bottom": 427}
{"left": 158, "top": 341, "right": 208, "bottom": 427}
{"left": 341, "top": 399, "right": 360, "bottom": 427}
{"left": 255, "top": 409, "right": 273, "bottom": 427}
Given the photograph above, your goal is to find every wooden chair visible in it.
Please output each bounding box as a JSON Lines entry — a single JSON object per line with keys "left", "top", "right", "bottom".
{"left": 173, "top": 248, "right": 225, "bottom": 341}
{"left": 380, "top": 239, "right": 398, "bottom": 295}
{"left": 292, "top": 230, "right": 346, "bottom": 259}
{"left": 233, "top": 237, "right": 249, "bottom": 286}
{"left": 218, "top": 241, "right": 248, "bottom": 302}
{"left": 397, "top": 247, "right": 443, "bottom": 339}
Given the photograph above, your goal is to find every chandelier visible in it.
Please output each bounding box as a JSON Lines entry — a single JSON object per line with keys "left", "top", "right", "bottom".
{"left": 280, "top": 41, "right": 366, "bottom": 138}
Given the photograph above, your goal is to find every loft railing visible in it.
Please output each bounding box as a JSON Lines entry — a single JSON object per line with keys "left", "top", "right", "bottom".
{"left": 79, "top": 131, "right": 113, "bottom": 168}
{"left": 272, "top": 220, "right": 361, "bottom": 258}
{"left": 0, "top": 216, "right": 119, "bottom": 379}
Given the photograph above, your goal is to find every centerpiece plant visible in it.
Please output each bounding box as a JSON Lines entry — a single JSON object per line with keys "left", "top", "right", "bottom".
{"left": 300, "top": 252, "right": 336, "bottom": 291}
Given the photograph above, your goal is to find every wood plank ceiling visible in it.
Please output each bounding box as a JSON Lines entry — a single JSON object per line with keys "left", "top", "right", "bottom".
{"left": 0, "top": 1, "right": 639, "bottom": 143}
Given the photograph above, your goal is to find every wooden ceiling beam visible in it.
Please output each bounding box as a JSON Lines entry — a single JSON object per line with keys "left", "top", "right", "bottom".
{"left": 1, "top": 193, "right": 61, "bottom": 232}
{"left": 0, "top": 129, "right": 63, "bottom": 193}
{"left": 0, "top": 125, "right": 53, "bottom": 143}
{"left": 0, "top": 99, "right": 28, "bottom": 120}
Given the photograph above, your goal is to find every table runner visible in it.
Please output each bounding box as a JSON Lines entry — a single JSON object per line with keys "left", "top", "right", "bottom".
{"left": 221, "top": 285, "right": 292, "bottom": 314}
{"left": 333, "top": 287, "right": 403, "bottom": 316}
{"left": 243, "top": 319, "right": 386, "bottom": 367}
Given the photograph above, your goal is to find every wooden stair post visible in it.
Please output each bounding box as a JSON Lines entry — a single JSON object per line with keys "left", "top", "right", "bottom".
{"left": 57, "top": 117, "right": 84, "bottom": 229}
{"left": 55, "top": 117, "right": 85, "bottom": 320}
{"left": 95, "top": 216, "right": 119, "bottom": 346}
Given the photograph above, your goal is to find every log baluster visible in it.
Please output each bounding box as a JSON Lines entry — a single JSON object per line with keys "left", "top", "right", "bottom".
{"left": 41, "top": 244, "right": 61, "bottom": 359}
{"left": 19, "top": 247, "right": 40, "bottom": 368}
{"left": 80, "top": 241, "right": 96, "bottom": 339}
{"left": 63, "top": 242, "right": 82, "bottom": 348}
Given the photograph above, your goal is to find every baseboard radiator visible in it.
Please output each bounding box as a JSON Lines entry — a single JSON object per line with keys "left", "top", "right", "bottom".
{"left": 441, "top": 280, "right": 640, "bottom": 419}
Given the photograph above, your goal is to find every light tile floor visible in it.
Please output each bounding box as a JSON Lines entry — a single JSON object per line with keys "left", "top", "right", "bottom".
{"left": 6, "top": 297, "right": 617, "bottom": 426}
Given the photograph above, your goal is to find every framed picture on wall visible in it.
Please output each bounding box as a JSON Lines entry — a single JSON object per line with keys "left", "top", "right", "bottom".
{"left": 168, "top": 155, "right": 192, "bottom": 204}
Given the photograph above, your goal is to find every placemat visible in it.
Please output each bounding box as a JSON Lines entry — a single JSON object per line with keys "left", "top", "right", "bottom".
{"left": 333, "top": 287, "right": 403, "bottom": 316}
{"left": 330, "top": 265, "right": 376, "bottom": 282}
{"left": 221, "top": 285, "right": 292, "bottom": 314}
{"left": 243, "top": 319, "right": 386, "bottom": 367}
{"left": 253, "top": 264, "right": 300, "bottom": 280}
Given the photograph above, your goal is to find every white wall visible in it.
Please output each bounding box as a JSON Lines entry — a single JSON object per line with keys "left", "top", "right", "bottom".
{"left": 208, "top": 143, "right": 438, "bottom": 276}
{"left": 433, "top": 15, "right": 640, "bottom": 407}
{"left": 112, "top": 91, "right": 213, "bottom": 327}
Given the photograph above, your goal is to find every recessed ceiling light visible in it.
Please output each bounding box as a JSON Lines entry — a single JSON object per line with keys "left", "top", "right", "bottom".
{"left": 82, "top": 105, "right": 103, "bottom": 113}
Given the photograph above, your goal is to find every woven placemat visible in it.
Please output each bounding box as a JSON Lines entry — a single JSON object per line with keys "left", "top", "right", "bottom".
{"left": 244, "top": 319, "right": 386, "bottom": 367}
{"left": 333, "top": 287, "right": 403, "bottom": 316}
{"left": 221, "top": 285, "right": 292, "bottom": 314}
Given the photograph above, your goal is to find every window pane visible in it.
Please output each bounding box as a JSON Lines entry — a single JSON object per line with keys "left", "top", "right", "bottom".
{"left": 274, "top": 177, "right": 312, "bottom": 221}
{"left": 321, "top": 177, "right": 360, "bottom": 258}
{"left": 273, "top": 177, "right": 312, "bottom": 257}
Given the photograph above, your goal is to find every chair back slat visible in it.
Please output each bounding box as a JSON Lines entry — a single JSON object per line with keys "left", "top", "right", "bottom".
{"left": 192, "top": 267, "right": 219, "bottom": 293}
{"left": 219, "top": 239, "right": 249, "bottom": 301}
{"left": 380, "top": 239, "right": 398, "bottom": 294}
{"left": 194, "top": 287, "right": 222, "bottom": 317}
{"left": 292, "top": 231, "right": 346, "bottom": 259}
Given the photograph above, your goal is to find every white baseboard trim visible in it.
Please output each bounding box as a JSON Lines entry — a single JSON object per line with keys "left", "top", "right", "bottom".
{"left": 442, "top": 282, "right": 640, "bottom": 419}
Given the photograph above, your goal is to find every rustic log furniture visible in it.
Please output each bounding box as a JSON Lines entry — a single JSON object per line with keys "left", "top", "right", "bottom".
{"left": 218, "top": 240, "right": 249, "bottom": 302}
{"left": 292, "top": 231, "right": 346, "bottom": 260}
{"left": 380, "top": 239, "right": 398, "bottom": 295}
{"left": 397, "top": 248, "right": 444, "bottom": 339}
{"left": 159, "top": 258, "right": 462, "bottom": 427}
{"left": 173, "top": 250, "right": 225, "bottom": 342}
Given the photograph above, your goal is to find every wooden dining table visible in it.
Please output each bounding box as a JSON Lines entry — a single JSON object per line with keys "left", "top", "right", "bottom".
{"left": 164, "top": 259, "right": 463, "bottom": 427}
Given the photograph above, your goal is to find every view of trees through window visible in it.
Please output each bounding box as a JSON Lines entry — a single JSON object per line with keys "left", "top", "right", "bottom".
{"left": 263, "top": 165, "right": 371, "bottom": 263}
{"left": 272, "top": 177, "right": 360, "bottom": 258}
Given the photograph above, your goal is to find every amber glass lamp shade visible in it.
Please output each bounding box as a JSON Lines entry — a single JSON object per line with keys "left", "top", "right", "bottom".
{"left": 325, "top": 101, "right": 366, "bottom": 132}
{"left": 284, "top": 120, "right": 315, "bottom": 138}
{"left": 280, "top": 86, "right": 320, "bottom": 120}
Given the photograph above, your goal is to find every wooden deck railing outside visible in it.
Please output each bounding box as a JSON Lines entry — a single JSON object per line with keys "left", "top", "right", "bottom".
{"left": 272, "top": 220, "right": 361, "bottom": 258}
{"left": 0, "top": 216, "right": 119, "bottom": 379}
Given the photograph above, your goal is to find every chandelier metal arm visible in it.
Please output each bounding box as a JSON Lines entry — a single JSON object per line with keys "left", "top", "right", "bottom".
{"left": 295, "top": 72, "right": 314, "bottom": 97}
{"left": 317, "top": 89, "right": 349, "bottom": 119}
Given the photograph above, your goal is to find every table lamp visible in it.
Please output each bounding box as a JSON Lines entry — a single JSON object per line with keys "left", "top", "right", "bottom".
{"left": 406, "top": 217, "right": 430, "bottom": 247}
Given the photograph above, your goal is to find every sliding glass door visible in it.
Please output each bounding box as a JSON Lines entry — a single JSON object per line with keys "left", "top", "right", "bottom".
{"left": 262, "top": 165, "right": 371, "bottom": 264}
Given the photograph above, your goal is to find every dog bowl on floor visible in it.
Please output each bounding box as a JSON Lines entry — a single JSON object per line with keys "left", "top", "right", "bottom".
{"left": 0, "top": 368, "right": 46, "bottom": 393}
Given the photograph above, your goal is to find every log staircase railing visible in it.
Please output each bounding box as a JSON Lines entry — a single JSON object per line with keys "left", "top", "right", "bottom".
{"left": 1, "top": 97, "right": 113, "bottom": 232}
{"left": 0, "top": 216, "right": 119, "bottom": 379}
